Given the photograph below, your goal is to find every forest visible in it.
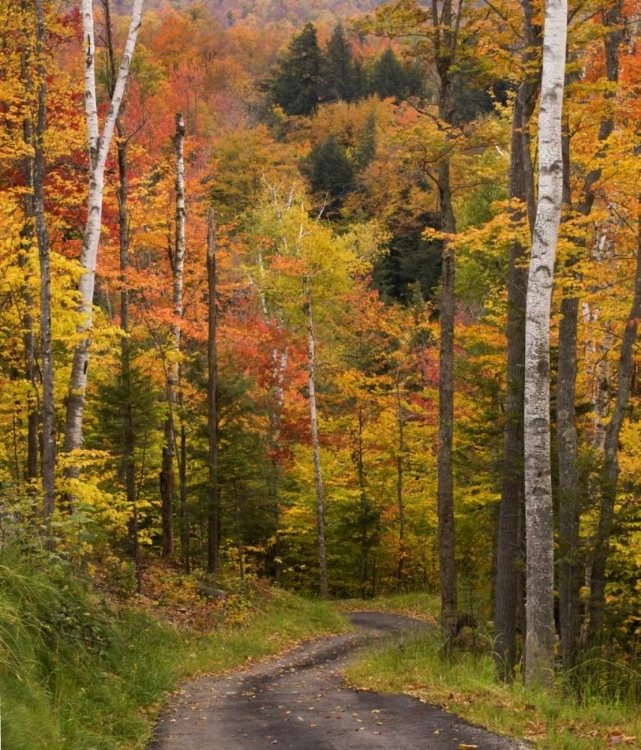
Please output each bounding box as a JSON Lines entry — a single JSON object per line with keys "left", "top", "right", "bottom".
{"left": 2, "top": 0, "right": 641, "bottom": 736}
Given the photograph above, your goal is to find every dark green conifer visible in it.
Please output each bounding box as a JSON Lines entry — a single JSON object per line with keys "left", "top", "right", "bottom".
{"left": 369, "top": 49, "right": 425, "bottom": 103}
{"left": 307, "top": 135, "right": 354, "bottom": 203}
{"left": 266, "top": 22, "right": 324, "bottom": 116}
{"left": 324, "top": 24, "right": 358, "bottom": 103}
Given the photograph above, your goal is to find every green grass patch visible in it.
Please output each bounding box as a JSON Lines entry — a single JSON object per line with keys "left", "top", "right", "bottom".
{"left": 0, "top": 553, "right": 349, "bottom": 750}
{"left": 344, "top": 627, "right": 641, "bottom": 749}
{"left": 336, "top": 591, "right": 441, "bottom": 624}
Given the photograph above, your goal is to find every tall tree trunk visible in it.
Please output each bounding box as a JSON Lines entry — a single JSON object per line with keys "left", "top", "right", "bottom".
{"left": 160, "top": 113, "right": 186, "bottom": 558}
{"left": 305, "top": 287, "right": 328, "bottom": 599}
{"left": 433, "top": 0, "right": 463, "bottom": 646}
{"left": 18, "top": 13, "right": 40, "bottom": 484}
{"left": 206, "top": 210, "right": 219, "bottom": 576}
{"left": 556, "top": 4, "right": 621, "bottom": 671}
{"left": 493, "top": 11, "right": 540, "bottom": 676}
{"left": 104, "top": 0, "right": 142, "bottom": 593}
{"left": 64, "top": 0, "right": 143, "bottom": 462}
{"left": 33, "top": 0, "right": 55, "bottom": 523}
{"left": 588, "top": 210, "right": 641, "bottom": 643}
{"left": 556, "top": 4, "right": 621, "bottom": 669}
{"left": 523, "top": 0, "right": 567, "bottom": 687}
{"left": 396, "top": 378, "right": 406, "bottom": 590}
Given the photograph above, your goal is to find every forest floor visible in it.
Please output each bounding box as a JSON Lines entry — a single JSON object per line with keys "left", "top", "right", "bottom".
{"left": 150, "top": 611, "right": 527, "bottom": 750}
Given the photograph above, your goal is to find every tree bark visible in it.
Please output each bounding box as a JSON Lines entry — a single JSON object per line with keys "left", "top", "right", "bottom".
{"left": 396, "top": 378, "right": 406, "bottom": 590}
{"left": 523, "top": 0, "right": 567, "bottom": 687}
{"left": 433, "top": 0, "right": 461, "bottom": 646}
{"left": 206, "top": 209, "right": 219, "bottom": 576}
{"left": 18, "top": 9, "right": 40, "bottom": 484}
{"left": 305, "top": 287, "right": 329, "bottom": 599}
{"left": 588, "top": 210, "right": 641, "bottom": 643}
{"left": 64, "top": 0, "right": 143, "bottom": 460}
{"left": 556, "top": 3, "right": 621, "bottom": 671}
{"left": 33, "top": 0, "right": 55, "bottom": 523}
{"left": 104, "top": 0, "right": 141, "bottom": 592}
{"left": 493, "top": 7, "right": 540, "bottom": 677}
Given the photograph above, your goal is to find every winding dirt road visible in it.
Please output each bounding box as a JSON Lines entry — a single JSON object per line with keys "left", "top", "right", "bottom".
{"left": 150, "top": 612, "right": 527, "bottom": 750}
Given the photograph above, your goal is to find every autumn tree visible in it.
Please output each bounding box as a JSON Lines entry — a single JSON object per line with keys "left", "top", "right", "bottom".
{"left": 523, "top": 0, "right": 567, "bottom": 686}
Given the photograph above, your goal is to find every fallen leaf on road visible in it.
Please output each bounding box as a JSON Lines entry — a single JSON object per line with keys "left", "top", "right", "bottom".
{"left": 458, "top": 745, "right": 478, "bottom": 750}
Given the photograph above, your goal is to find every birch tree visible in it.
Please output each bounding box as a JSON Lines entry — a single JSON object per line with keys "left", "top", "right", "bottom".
{"left": 63, "top": 0, "right": 144, "bottom": 460}
{"left": 523, "top": 0, "right": 567, "bottom": 686}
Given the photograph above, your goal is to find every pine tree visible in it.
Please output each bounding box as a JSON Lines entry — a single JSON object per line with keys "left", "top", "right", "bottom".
{"left": 307, "top": 136, "right": 354, "bottom": 204}
{"left": 324, "top": 24, "right": 358, "bottom": 103}
{"left": 267, "top": 22, "right": 324, "bottom": 116}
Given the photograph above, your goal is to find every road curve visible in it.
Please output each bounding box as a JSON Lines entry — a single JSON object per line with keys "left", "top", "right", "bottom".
{"left": 150, "top": 612, "right": 527, "bottom": 750}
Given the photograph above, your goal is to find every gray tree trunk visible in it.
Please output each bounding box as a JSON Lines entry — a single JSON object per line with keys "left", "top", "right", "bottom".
{"left": 19, "top": 1, "right": 40, "bottom": 485}
{"left": 433, "top": 0, "right": 462, "bottom": 645}
{"left": 556, "top": 4, "right": 621, "bottom": 671}
{"left": 33, "top": 0, "right": 55, "bottom": 523}
{"left": 588, "top": 211, "right": 641, "bottom": 643}
{"left": 523, "top": 0, "right": 567, "bottom": 687}
{"left": 206, "top": 210, "right": 219, "bottom": 576}
{"left": 493, "top": 5, "right": 540, "bottom": 678}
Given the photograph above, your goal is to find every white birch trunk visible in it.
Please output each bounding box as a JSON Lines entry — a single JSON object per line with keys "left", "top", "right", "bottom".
{"left": 524, "top": 0, "right": 567, "bottom": 687}
{"left": 64, "top": 0, "right": 144, "bottom": 455}
{"left": 305, "top": 288, "right": 328, "bottom": 599}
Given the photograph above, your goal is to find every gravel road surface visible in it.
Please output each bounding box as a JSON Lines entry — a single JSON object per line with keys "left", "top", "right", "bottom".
{"left": 150, "top": 612, "right": 528, "bottom": 750}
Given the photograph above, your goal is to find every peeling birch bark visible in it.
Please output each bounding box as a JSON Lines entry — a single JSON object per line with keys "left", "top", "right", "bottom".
{"left": 64, "top": 0, "right": 144, "bottom": 459}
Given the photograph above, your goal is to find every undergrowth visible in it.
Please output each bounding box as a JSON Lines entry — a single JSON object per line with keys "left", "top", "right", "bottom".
{"left": 345, "top": 624, "right": 641, "bottom": 749}
{"left": 0, "top": 548, "right": 348, "bottom": 750}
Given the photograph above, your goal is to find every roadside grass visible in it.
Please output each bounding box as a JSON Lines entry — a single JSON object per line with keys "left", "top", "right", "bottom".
{"left": 344, "top": 624, "right": 641, "bottom": 749}
{"left": 0, "top": 553, "right": 349, "bottom": 750}
{"left": 336, "top": 591, "right": 441, "bottom": 624}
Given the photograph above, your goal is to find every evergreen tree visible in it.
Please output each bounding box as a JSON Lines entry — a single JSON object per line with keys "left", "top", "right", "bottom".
{"left": 307, "top": 135, "right": 354, "bottom": 203}
{"left": 353, "top": 111, "right": 377, "bottom": 172}
{"left": 266, "top": 22, "right": 324, "bottom": 116}
{"left": 324, "top": 24, "right": 358, "bottom": 103}
{"left": 369, "top": 49, "right": 425, "bottom": 103}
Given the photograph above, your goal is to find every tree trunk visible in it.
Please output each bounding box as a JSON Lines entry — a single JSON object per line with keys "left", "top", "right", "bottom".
{"left": 588, "top": 209, "right": 641, "bottom": 643}
{"left": 305, "top": 288, "right": 329, "bottom": 599}
{"left": 432, "top": 0, "right": 462, "bottom": 646}
{"left": 103, "top": 0, "right": 142, "bottom": 593}
{"left": 206, "top": 209, "right": 219, "bottom": 576}
{"left": 396, "top": 378, "right": 406, "bottom": 590}
{"left": 33, "top": 0, "right": 55, "bottom": 523}
{"left": 160, "top": 113, "right": 186, "bottom": 558}
{"left": 18, "top": 14, "right": 40, "bottom": 485}
{"left": 493, "top": 15, "right": 540, "bottom": 677}
{"left": 64, "top": 0, "right": 143, "bottom": 460}
{"left": 523, "top": 0, "right": 567, "bottom": 687}
{"left": 556, "top": 4, "right": 621, "bottom": 669}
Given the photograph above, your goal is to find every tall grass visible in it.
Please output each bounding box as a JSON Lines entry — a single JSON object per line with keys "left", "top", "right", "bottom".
{"left": 344, "top": 625, "right": 641, "bottom": 749}
{"left": 0, "top": 550, "right": 348, "bottom": 750}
